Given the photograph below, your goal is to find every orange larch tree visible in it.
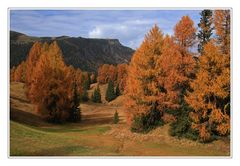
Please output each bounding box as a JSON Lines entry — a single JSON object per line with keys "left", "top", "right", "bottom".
{"left": 174, "top": 15, "right": 197, "bottom": 50}
{"left": 97, "top": 64, "right": 110, "bottom": 84}
{"left": 25, "top": 41, "right": 43, "bottom": 86}
{"left": 172, "top": 15, "right": 197, "bottom": 102}
{"left": 155, "top": 35, "right": 195, "bottom": 110}
{"left": 185, "top": 40, "right": 230, "bottom": 142}
{"left": 116, "top": 63, "right": 128, "bottom": 93}
{"left": 125, "top": 24, "right": 164, "bottom": 123}
{"left": 28, "top": 41, "right": 71, "bottom": 122}
{"left": 97, "top": 64, "right": 117, "bottom": 84}
{"left": 14, "top": 61, "right": 26, "bottom": 83}
{"left": 214, "top": 10, "right": 230, "bottom": 55}
{"left": 108, "top": 64, "right": 117, "bottom": 83}
{"left": 25, "top": 42, "right": 47, "bottom": 98}
{"left": 65, "top": 65, "right": 83, "bottom": 103}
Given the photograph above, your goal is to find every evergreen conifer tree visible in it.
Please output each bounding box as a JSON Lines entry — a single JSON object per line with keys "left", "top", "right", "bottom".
{"left": 91, "top": 85, "right": 101, "bottom": 103}
{"left": 105, "top": 80, "right": 116, "bottom": 102}
{"left": 115, "top": 83, "right": 121, "bottom": 96}
{"left": 197, "top": 10, "right": 213, "bottom": 53}
{"left": 69, "top": 81, "right": 81, "bottom": 122}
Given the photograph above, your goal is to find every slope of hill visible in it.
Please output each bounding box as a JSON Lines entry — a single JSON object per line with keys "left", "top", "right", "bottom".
{"left": 10, "top": 31, "right": 135, "bottom": 72}
{"left": 10, "top": 82, "right": 230, "bottom": 156}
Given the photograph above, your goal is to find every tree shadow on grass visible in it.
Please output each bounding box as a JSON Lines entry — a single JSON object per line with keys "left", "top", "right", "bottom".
{"left": 10, "top": 107, "right": 50, "bottom": 127}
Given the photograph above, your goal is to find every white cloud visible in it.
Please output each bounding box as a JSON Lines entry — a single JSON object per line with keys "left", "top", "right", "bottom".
{"left": 11, "top": 10, "right": 200, "bottom": 49}
{"left": 88, "top": 27, "right": 103, "bottom": 38}
{"left": 87, "top": 19, "right": 156, "bottom": 48}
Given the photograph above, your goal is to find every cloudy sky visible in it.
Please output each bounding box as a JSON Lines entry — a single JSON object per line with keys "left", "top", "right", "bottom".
{"left": 10, "top": 10, "right": 201, "bottom": 49}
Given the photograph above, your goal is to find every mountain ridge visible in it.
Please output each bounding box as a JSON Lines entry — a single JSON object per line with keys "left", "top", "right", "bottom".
{"left": 10, "top": 31, "right": 134, "bottom": 72}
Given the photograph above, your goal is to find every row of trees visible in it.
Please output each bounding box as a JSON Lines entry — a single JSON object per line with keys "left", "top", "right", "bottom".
{"left": 125, "top": 10, "right": 230, "bottom": 142}
{"left": 11, "top": 46, "right": 98, "bottom": 104}
{"left": 11, "top": 41, "right": 85, "bottom": 122}
{"left": 97, "top": 63, "right": 128, "bottom": 93}
{"left": 11, "top": 42, "right": 124, "bottom": 121}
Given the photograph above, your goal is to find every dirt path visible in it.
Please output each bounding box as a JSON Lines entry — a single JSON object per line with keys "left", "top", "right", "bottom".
{"left": 80, "top": 102, "right": 126, "bottom": 125}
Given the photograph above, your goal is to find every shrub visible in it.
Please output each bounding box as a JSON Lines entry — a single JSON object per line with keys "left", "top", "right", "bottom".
{"left": 131, "top": 104, "right": 164, "bottom": 133}
{"left": 113, "top": 110, "right": 119, "bottom": 124}
{"left": 169, "top": 105, "right": 198, "bottom": 141}
{"left": 69, "top": 108, "right": 81, "bottom": 122}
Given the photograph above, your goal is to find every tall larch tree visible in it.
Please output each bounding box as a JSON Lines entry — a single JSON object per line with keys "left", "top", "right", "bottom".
{"left": 116, "top": 63, "right": 128, "bottom": 93}
{"left": 97, "top": 64, "right": 110, "bottom": 84}
{"left": 185, "top": 40, "right": 230, "bottom": 142}
{"left": 25, "top": 42, "right": 48, "bottom": 98}
{"left": 197, "top": 10, "right": 214, "bottom": 53}
{"left": 155, "top": 35, "right": 195, "bottom": 110}
{"left": 173, "top": 15, "right": 197, "bottom": 101}
{"left": 75, "top": 68, "right": 83, "bottom": 94}
{"left": 64, "top": 65, "right": 83, "bottom": 102}
{"left": 14, "top": 61, "right": 26, "bottom": 83}
{"left": 213, "top": 9, "right": 230, "bottom": 134}
{"left": 174, "top": 15, "right": 197, "bottom": 51}
{"left": 29, "top": 41, "right": 70, "bottom": 122}
{"left": 214, "top": 10, "right": 231, "bottom": 55}
{"left": 125, "top": 25, "right": 164, "bottom": 122}
{"left": 25, "top": 42, "right": 43, "bottom": 86}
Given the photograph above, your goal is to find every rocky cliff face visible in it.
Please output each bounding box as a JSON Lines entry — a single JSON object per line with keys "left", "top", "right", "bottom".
{"left": 10, "top": 31, "right": 134, "bottom": 72}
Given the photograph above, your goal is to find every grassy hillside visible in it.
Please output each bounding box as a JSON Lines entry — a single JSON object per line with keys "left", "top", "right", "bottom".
{"left": 10, "top": 82, "right": 230, "bottom": 156}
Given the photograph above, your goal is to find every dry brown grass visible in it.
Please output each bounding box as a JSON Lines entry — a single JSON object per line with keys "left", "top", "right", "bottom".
{"left": 10, "top": 82, "right": 230, "bottom": 156}
{"left": 89, "top": 83, "right": 108, "bottom": 103}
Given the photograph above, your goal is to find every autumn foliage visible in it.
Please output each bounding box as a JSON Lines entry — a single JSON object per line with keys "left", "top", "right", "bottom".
{"left": 116, "top": 64, "right": 128, "bottom": 93}
{"left": 97, "top": 63, "right": 128, "bottom": 93}
{"left": 125, "top": 12, "right": 230, "bottom": 142}
{"left": 126, "top": 25, "right": 165, "bottom": 121}
{"left": 97, "top": 64, "right": 117, "bottom": 84}
{"left": 11, "top": 41, "right": 85, "bottom": 123}
{"left": 10, "top": 10, "right": 230, "bottom": 142}
{"left": 197, "top": 10, "right": 213, "bottom": 53}
{"left": 214, "top": 10, "right": 230, "bottom": 55}
{"left": 183, "top": 10, "right": 230, "bottom": 142}
{"left": 27, "top": 42, "right": 69, "bottom": 122}
{"left": 126, "top": 21, "right": 195, "bottom": 126}
{"left": 185, "top": 40, "right": 230, "bottom": 142}
{"left": 12, "top": 61, "right": 26, "bottom": 82}
{"left": 174, "top": 15, "right": 196, "bottom": 49}
{"left": 25, "top": 42, "right": 43, "bottom": 86}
